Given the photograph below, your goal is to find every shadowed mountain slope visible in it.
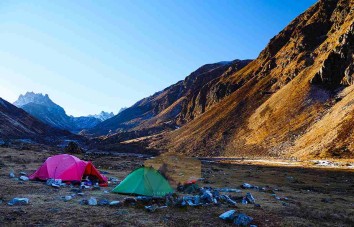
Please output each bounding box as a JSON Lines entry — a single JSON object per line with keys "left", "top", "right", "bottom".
{"left": 0, "top": 97, "right": 73, "bottom": 142}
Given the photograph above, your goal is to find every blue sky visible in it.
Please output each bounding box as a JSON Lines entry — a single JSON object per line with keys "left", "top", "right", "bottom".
{"left": 0, "top": 0, "right": 316, "bottom": 116}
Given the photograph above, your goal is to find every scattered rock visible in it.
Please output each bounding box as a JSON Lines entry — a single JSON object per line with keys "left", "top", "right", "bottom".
{"left": 241, "top": 183, "right": 253, "bottom": 189}
{"left": 88, "top": 197, "right": 97, "bottom": 206}
{"left": 109, "top": 177, "right": 120, "bottom": 184}
{"left": 242, "top": 198, "right": 248, "bottom": 204}
{"left": 246, "top": 192, "right": 255, "bottom": 204}
{"left": 47, "top": 179, "right": 62, "bottom": 188}
{"left": 19, "top": 172, "right": 27, "bottom": 176}
{"left": 145, "top": 204, "right": 158, "bottom": 212}
{"left": 8, "top": 198, "right": 29, "bottom": 206}
{"left": 79, "top": 199, "right": 88, "bottom": 205}
{"left": 109, "top": 201, "right": 121, "bottom": 206}
{"left": 218, "top": 188, "right": 242, "bottom": 193}
{"left": 19, "top": 176, "right": 29, "bottom": 181}
{"left": 220, "top": 195, "right": 237, "bottom": 206}
{"left": 9, "top": 171, "right": 15, "bottom": 178}
{"left": 64, "top": 195, "right": 73, "bottom": 202}
{"left": 234, "top": 213, "right": 253, "bottom": 226}
{"left": 98, "top": 199, "right": 110, "bottom": 206}
{"left": 201, "top": 189, "right": 214, "bottom": 203}
{"left": 219, "top": 210, "right": 237, "bottom": 221}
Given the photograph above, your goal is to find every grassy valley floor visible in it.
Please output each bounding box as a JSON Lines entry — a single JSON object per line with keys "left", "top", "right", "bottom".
{"left": 0, "top": 148, "right": 353, "bottom": 226}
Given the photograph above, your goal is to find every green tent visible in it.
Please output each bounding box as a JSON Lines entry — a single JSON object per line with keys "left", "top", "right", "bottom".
{"left": 112, "top": 166, "right": 174, "bottom": 196}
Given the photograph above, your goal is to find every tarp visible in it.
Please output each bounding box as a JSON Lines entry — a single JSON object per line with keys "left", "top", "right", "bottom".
{"left": 29, "top": 154, "right": 107, "bottom": 183}
{"left": 112, "top": 166, "right": 174, "bottom": 196}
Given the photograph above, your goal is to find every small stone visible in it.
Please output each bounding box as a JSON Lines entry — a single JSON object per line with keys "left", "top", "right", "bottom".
{"left": 234, "top": 213, "right": 253, "bottom": 226}
{"left": 246, "top": 192, "right": 255, "bottom": 204}
{"left": 242, "top": 198, "right": 248, "bottom": 204}
{"left": 145, "top": 204, "right": 159, "bottom": 212}
{"left": 88, "top": 197, "right": 97, "bottom": 206}
{"left": 241, "top": 183, "right": 253, "bottom": 189}
{"left": 64, "top": 196, "right": 73, "bottom": 201}
{"left": 19, "top": 176, "right": 29, "bottom": 181}
{"left": 79, "top": 199, "right": 88, "bottom": 205}
{"left": 9, "top": 172, "right": 15, "bottom": 178}
{"left": 77, "top": 192, "right": 85, "bottom": 196}
{"left": 98, "top": 199, "right": 109, "bottom": 206}
{"left": 219, "top": 210, "right": 237, "bottom": 221}
{"left": 19, "top": 172, "right": 27, "bottom": 176}
{"left": 109, "top": 201, "right": 121, "bottom": 206}
{"left": 51, "top": 183, "right": 60, "bottom": 188}
{"left": 8, "top": 198, "right": 29, "bottom": 206}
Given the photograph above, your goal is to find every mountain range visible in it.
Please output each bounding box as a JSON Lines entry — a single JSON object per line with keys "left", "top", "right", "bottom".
{"left": 0, "top": 97, "right": 72, "bottom": 142}
{"left": 85, "top": 60, "right": 252, "bottom": 137}
{"left": 91, "top": 0, "right": 354, "bottom": 159}
{"left": 14, "top": 92, "right": 114, "bottom": 133}
{"left": 0, "top": 0, "right": 353, "bottom": 159}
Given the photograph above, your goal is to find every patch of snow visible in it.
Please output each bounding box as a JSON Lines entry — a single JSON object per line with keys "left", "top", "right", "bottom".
{"left": 88, "top": 111, "right": 115, "bottom": 121}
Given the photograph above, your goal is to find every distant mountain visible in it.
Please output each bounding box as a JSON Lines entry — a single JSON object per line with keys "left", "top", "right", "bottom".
{"left": 88, "top": 111, "right": 114, "bottom": 121}
{"left": 14, "top": 92, "right": 101, "bottom": 132}
{"left": 0, "top": 97, "right": 72, "bottom": 141}
{"left": 14, "top": 92, "right": 57, "bottom": 108}
{"left": 86, "top": 59, "right": 252, "bottom": 136}
{"left": 118, "top": 107, "right": 127, "bottom": 114}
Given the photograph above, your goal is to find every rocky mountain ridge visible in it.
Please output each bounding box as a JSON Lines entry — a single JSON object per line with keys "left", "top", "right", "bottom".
{"left": 86, "top": 59, "right": 252, "bottom": 137}
{"left": 0, "top": 97, "right": 73, "bottom": 142}
{"left": 14, "top": 92, "right": 111, "bottom": 132}
{"left": 159, "top": 0, "right": 354, "bottom": 159}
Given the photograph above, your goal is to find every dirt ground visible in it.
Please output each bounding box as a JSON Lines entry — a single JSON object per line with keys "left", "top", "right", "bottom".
{"left": 0, "top": 148, "right": 353, "bottom": 227}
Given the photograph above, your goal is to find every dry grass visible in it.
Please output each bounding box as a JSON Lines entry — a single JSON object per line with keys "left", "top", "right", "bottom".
{"left": 0, "top": 148, "right": 353, "bottom": 226}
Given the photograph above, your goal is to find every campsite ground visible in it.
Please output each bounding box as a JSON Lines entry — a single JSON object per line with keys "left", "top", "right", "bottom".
{"left": 0, "top": 147, "right": 353, "bottom": 226}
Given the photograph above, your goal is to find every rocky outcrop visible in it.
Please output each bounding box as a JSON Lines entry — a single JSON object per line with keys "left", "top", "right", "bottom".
{"left": 86, "top": 60, "right": 252, "bottom": 136}
{"left": 311, "top": 22, "right": 354, "bottom": 88}
{"left": 160, "top": 0, "right": 354, "bottom": 159}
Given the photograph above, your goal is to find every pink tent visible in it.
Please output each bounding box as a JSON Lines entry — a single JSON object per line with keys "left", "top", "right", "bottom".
{"left": 29, "top": 154, "right": 107, "bottom": 184}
